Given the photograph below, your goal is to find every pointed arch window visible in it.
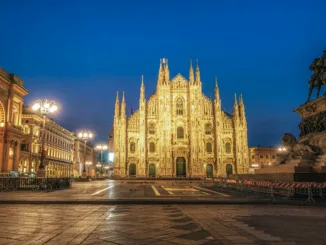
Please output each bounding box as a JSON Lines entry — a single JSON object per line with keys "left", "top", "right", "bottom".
{"left": 206, "top": 142, "right": 212, "bottom": 153}
{"left": 149, "top": 142, "right": 155, "bottom": 153}
{"left": 177, "top": 127, "right": 184, "bottom": 139}
{"left": 149, "top": 123, "right": 155, "bottom": 134}
{"left": 205, "top": 123, "right": 212, "bottom": 135}
{"left": 130, "top": 142, "right": 135, "bottom": 153}
{"left": 225, "top": 142, "right": 231, "bottom": 153}
{"left": 176, "top": 98, "right": 184, "bottom": 115}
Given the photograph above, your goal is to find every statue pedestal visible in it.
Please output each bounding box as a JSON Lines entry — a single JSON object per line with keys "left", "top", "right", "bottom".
{"left": 294, "top": 94, "right": 326, "bottom": 152}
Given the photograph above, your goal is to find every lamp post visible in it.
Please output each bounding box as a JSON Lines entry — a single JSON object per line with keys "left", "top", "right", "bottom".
{"left": 95, "top": 144, "right": 107, "bottom": 177}
{"left": 78, "top": 130, "right": 93, "bottom": 178}
{"left": 85, "top": 161, "right": 92, "bottom": 177}
{"left": 104, "top": 166, "right": 109, "bottom": 177}
{"left": 96, "top": 163, "right": 102, "bottom": 177}
{"left": 32, "top": 99, "right": 58, "bottom": 177}
{"left": 95, "top": 144, "right": 108, "bottom": 163}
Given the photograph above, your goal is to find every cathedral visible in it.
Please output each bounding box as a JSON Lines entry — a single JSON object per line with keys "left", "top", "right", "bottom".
{"left": 112, "top": 59, "right": 249, "bottom": 178}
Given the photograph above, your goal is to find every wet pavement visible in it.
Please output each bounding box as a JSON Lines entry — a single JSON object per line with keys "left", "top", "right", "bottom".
{"left": 0, "top": 204, "right": 325, "bottom": 244}
{"left": 0, "top": 180, "right": 299, "bottom": 204}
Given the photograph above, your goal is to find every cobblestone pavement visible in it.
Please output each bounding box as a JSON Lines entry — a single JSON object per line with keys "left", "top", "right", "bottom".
{"left": 0, "top": 204, "right": 325, "bottom": 245}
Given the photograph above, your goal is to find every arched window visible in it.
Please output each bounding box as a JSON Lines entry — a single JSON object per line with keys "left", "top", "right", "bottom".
{"left": 149, "top": 142, "right": 155, "bottom": 153}
{"left": 177, "top": 127, "right": 184, "bottom": 139}
{"left": 206, "top": 142, "right": 212, "bottom": 153}
{"left": 130, "top": 142, "right": 135, "bottom": 153}
{"left": 176, "top": 98, "right": 184, "bottom": 115}
{"left": 205, "top": 123, "right": 212, "bottom": 135}
{"left": 149, "top": 123, "right": 155, "bottom": 134}
{"left": 225, "top": 142, "right": 231, "bottom": 153}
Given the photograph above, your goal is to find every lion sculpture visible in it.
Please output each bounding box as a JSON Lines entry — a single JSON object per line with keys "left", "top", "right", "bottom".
{"left": 280, "top": 133, "right": 321, "bottom": 164}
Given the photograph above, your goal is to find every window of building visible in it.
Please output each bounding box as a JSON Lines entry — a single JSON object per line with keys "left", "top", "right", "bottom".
{"left": 177, "top": 127, "right": 184, "bottom": 139}
{"left": 251, "top": 155, "right": 254, "bottom": 159}
{"left": 176, "top": 98, "right": 184, "bottom": 115}
{"left": 266, "top": 155, "right": 269, "bottom": 158}
{"left": 149, "top": 142, "right": 155, "bottom": 153}
{"left": 206, "top": 142, "right": 212, "bottom": 153}
{"left": 149, "top": 123, "right": 155, "bottom": 134}
{"left": 260, "top": 154, "right": 263, "bottom": 158}
{"left": 225, "top": 142, "right": 231, "bottom": 153}
{"left": 272, "top": 155, "right": 276, "bottom": 159}
{"left": 130, "top": 142, "right": 135, "bottom": 153}
{"left": 205, "top": 123, "right": 212, "bottom": 135}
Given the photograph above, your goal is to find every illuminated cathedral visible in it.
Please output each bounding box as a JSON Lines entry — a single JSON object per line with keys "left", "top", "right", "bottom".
{"left": 112, "top": 59, "right": 249, "bottom": 177}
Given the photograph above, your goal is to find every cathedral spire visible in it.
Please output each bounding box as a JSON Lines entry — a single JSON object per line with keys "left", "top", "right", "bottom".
{"left": 114, "top": 91, "right": 120, "bottom": 117}
{"left": 239, "top": 93, "right": 243, "bottom": 105}
{"left": 157, "top": 59, "right": 164, "bottom": 86}
{"left": 214, "top": 76, "right": 220, "bottom": 103}
{"left": 195, "top": 59, "right": 200, "bottom": 85}
{"left": 164, "top": 58, "right": 170, "bottom": 84}
{"left": 121, "top": 91, "right": 126, "bottom": 116}
{"left": 233, "top": 93, "right": 239, "bottom": 118}
{"left": 189, "top": 59, "right": 194, "bottom": 85}
{"left": 239, "top": 94, "right": 246, "bottom": 121}
{"left": 140, "top": 75, "right": 145, "bottom": 102}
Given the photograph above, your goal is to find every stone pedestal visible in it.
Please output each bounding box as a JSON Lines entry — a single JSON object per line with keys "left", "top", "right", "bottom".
{"left": 295, "top": 94, "right": 326, "bottom": 152}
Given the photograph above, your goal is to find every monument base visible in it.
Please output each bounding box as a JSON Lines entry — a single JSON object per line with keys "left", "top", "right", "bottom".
{"left": 81, "top": 171, "right": 87, "bottom": 178}
{"left": 295, "top": 94, "right": 326, "bottom": 152}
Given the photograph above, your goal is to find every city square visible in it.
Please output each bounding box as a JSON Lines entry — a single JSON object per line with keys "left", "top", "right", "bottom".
{"left": 1, "top": 0, "right": 326, "bottom": 244}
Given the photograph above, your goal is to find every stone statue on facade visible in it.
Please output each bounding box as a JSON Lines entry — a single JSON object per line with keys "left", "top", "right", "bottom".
{"left": 279, "top": 133, "right": 322, "bottom": 164}
{"left": 307, "top": 52, "right": 326, "bottom": 102}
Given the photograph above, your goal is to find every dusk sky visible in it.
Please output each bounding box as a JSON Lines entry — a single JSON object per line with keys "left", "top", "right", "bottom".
{"left": 1, "top": 0, "right": 325, "bottom": 147}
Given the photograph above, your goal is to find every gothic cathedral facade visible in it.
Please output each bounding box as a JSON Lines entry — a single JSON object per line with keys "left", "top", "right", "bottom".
{"left": 113, "top": 59, "right": 249, "bottom": 178}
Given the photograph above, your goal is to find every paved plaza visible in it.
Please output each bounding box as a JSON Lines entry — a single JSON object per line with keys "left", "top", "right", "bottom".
{"left": 0, "top": 180, "right": 308, "bottom": 204}
{"left": 0, "top": 204, "right": 326, "bottom": 245}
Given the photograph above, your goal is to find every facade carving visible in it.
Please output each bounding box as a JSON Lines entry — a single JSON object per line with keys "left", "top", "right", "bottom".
{"left": 112, "top": 59, "right": 249, "bottom": 177}
{"left": 0, "top": 68, "right": 28, "bottom": 173}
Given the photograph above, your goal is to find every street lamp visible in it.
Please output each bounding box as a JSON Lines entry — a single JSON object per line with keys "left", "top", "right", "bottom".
{"left": 104, "top": 166, "right": 109, "bottom": 177}
{"left": 78, "top": 130, "right": 94, "bottom": 177}
{"left": 85, "top": 161, "right": 92, "bottom": 177}
{"left": 32, "top": 99, "right": 58, "bottom": 176}
{"left": 95, "top": 144, "right": 108, "bottom": 163}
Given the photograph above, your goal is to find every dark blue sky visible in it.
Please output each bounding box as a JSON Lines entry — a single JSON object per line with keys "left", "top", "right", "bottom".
{"left": 1, "top": 0, "right": 325, "bottom": 147}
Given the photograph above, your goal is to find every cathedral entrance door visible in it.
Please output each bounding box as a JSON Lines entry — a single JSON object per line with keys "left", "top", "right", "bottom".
{"left": 226, "top": 164, "right": 233, "bottom": 176}
{"left": 206, "top": 164, "right": 213, "bottom": 178}
{"left": 149, "top": 164, "right": 156, "bottom": 177}
{"left": 129, "top": 163, "right": 136, "bottom": 177}
{"left": 176, "top": 157, "right": 186, "bottom": 177}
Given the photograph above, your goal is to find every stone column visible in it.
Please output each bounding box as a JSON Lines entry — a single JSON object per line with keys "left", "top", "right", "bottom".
{"left": 13, "top": 142, "right": 20, "bottom": 171}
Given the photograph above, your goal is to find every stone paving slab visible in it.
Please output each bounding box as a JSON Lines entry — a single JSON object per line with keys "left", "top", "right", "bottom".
{"left": 0, "top": 204, "right": 325, "bottom": 244}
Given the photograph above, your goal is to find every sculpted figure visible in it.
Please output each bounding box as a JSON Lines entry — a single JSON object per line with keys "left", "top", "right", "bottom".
{"left": 279, "top": 133, "right": 321, "bottom": 164}
{"left": 307, "top": 52, "right": 326, "bottom": 102}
